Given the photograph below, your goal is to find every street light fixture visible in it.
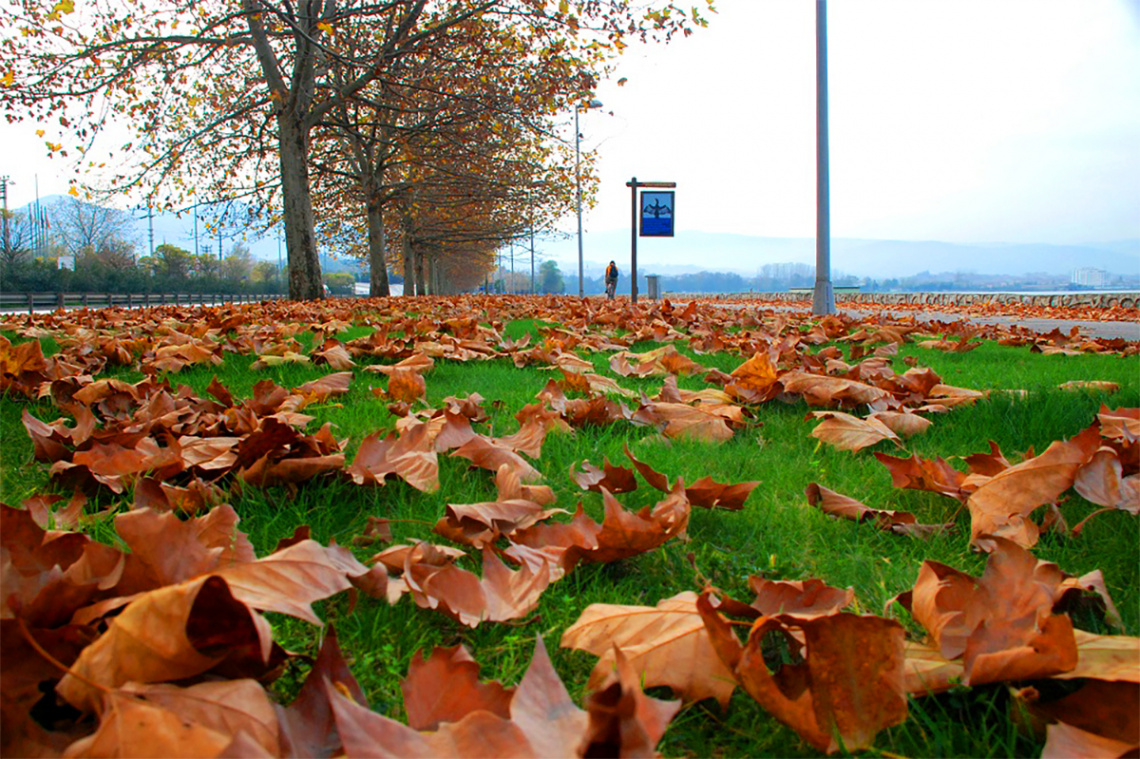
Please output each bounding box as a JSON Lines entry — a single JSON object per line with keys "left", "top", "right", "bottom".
{"left": 576, "top": 98, "right": 603, "bottom": 297}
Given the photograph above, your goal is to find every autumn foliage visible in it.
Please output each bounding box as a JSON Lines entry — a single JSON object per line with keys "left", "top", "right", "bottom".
{"left": 1, "top": 294, "right": 1137, "bottom": 757}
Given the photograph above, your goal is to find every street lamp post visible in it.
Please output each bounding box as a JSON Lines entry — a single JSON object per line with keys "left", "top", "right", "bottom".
{"left": 576, "top": 99, "right": 603, "bottom": 297}
{"left": 812, "top": 0, "right": 836, "bottom": 315}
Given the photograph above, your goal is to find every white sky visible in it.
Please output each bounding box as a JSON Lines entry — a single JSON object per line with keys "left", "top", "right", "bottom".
{"left": 3, "top": 0, "right": 1138, "bottom": 247}
{"left": 581, "top": 0, "right": 1140, "bottom": 243}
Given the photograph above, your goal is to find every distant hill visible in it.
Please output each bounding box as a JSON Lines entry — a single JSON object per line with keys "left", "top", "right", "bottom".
{"left": 536, "top": 229, "right": 1140, "bottom": 279}
{"left": 19, "top": 196, "right": 1138, "bottom": 280}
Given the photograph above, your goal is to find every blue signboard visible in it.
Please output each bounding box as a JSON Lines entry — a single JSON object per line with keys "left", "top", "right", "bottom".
{"left": 639, "top": 191, "right": 675, "bottom": 237}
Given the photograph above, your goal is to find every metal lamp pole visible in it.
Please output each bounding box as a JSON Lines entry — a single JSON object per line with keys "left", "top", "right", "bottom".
{"left": 812, "top": 0, "right": 836, "bottom": 315}
{"left": 575, "top": 99, "right": 602, "bottom": 297}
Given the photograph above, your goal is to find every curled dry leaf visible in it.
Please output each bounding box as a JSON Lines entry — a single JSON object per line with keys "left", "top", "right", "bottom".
{"left": 874, "top": 452, "right": 968, "bottom": 501}
{"left": 580, "top": 646, "right": 682, "bottom": 758}
{"left": 510, "top": 484, "right": 690, "bottom": 573}
{"left": 450, "top": 435, "right": 541, "bottom": 482}
{"left": 1022, "top": 679, "right": 1139, "bottom": 757}
{"left": 434, "top": 497, "right": 567, "bottom": 549}
{"left": 330, "top": 636, "right": 671, "bottom": 759}
{"left": 900, "top": 536, "right": 1079, "bottom": 686}
{"left": 62, "top": 690, "right": 241, "bottom": 759}
{"left": 57, "top": 575, "right": 270, "bottom": 713}
{"left": 400, "top": 645, "right": 514, "bottom": 731}
{"left": 570, "top": 458, "right": 639, "bottom": 494}
{"left": 404, "top": 545, "right": 554, "bottom": 628}
{"left": 561, "top": 590, "right": 737, "bottom": 706}
{"left": 808, "top": 410, "right": 901, "bottom": 452}
{"left": 631, "top": 400, "right": 735, "bottom": 443}
{"left": 781, "top": 371, "right": 891, "bottom": 408}
{"left": 697, "top": 592, "right": 907, "bottom": 754}
{"left": 868, "top": 410, "right": 932, "bottom": 437}
{"left": 1042, "top": 721, "right": 1139, "bottom": 759}
{"left": 1074, "top": 447, "right": 1139, "bottom": 513}
{"left": 728, "top": 351, "right": 780, "bottom": 397}
{"left": 347, "top": 423, "right": 440, "bottom": 493}
{"left": 967, "top": 424, "right": 1101, "bottom": 546}
{"left": 805, "top": 483, "right": 949, "bottom": 537}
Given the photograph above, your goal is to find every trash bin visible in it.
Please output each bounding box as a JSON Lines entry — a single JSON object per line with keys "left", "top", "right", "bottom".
{"left": 646, "top": 275, "right": 660, "bottom": 301}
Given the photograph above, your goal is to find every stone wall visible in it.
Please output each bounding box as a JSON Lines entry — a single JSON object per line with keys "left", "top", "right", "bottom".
{"left": 672, "top": 291, "right": 1139, "bottom": 309}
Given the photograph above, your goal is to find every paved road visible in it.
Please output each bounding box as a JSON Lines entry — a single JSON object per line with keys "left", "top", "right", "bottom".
{"left": 841, "top": 306, "right": 1140, "bottom": 342}
{"left": 696, "top": 301, "right": 1140, "bottom": 342}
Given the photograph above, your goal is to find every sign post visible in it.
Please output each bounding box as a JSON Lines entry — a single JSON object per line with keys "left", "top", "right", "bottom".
{"left": 626, "top": 178, "right": 676, "bottom": 303}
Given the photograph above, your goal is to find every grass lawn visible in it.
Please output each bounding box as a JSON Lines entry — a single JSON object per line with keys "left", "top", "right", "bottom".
{"left": 1, "top": 296, "right": 1137, "bottom": 758}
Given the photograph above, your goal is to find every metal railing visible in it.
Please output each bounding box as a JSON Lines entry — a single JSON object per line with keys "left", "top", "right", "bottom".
{"left": 0, "top": 291, "right": 288, "bottom": 314}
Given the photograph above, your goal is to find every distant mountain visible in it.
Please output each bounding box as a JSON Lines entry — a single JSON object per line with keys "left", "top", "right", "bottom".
{"left": 20, "top": 196, "right": 1139, "bottom": 279}
{"left": 535, "top": 229, "right": 1140, "bottom": 279}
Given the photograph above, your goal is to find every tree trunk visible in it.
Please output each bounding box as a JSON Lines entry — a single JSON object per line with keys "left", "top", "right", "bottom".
{"left": 402, "top": 224, "right": 415, "bottom": 296}
{"left": 366, "top": 197, "right": 390, "bottom": 296}
{"left": 278, "top": 116, "right": 323, "bottom": 300}
{"left": 414, "top": 248, "right": 426, "bottom": 296}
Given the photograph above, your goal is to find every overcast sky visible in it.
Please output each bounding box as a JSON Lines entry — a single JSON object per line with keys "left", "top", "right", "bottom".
{"left": 3, "top": 0, "right": 1138, "bottom": 247}
{"left": 582, "top": 0, "right": 1140, "bottom": 244}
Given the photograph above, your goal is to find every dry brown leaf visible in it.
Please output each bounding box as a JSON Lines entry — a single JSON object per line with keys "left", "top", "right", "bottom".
{"left": 404, "top": 546, "right": 553, "bottom": 627}
{"left": 967, "top": 424, "right": 1101, "bottom": 546}
{"left": 874, "top": 452, "right": 968, "bottom": 501}
{"left": 562, "top": 591, "right": 737, "bottom": 706}
{"left": 57, "top": 575, "right": 268, "bottom": 712}
{"left": 698, "top": 592, "right": 907, "bottom": 754}
{"left": 808, "top": 410, "right": 901, "bottom": 452}
{"left": 401, "top": 645, "right": 514, "bottom": 731}
{"left": 570, "top": 458, "right": 639, "bottom": 494}
{"left": 347, "top": 423, "right": 440, "bottom": 493}
{"left": 901, "top": 536, "right": 1079, "bottom": 686}
{"left": 580, "top": 647, "right": 682, "bottom": 758}
{"left": 804, "top": 482, "right": 948, "bottom": 537}
{"left": 868, "top": 409, "right": 932, "bottom": 437}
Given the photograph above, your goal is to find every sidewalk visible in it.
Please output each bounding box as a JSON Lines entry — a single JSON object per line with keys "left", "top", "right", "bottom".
{"left": 696, "top": 300, "right": 1140, "bottom": 342}
{"left": 840, "top": 306, "right": 1140, "bottom": 342}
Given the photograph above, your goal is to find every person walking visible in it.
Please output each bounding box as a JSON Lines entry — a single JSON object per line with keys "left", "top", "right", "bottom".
{"left": 604, "top": 260, "right": 619, "bottom": 299}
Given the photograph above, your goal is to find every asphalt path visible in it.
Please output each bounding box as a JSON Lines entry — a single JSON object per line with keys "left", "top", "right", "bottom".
{"left": 839, "top": 306, "right": 1140, "bottom": 342}
{"left": 699, "top": 302, "right": 1140, "bottom": 342}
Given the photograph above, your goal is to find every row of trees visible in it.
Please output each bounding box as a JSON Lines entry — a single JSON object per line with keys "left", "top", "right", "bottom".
{"left": 3, "top": 1, "right": 709, "bottom": 299}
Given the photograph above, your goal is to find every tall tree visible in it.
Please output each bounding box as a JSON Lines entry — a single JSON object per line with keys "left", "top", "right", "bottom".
{"left": 51, "top": 198, "right": 137, "bottom": 259}
{"left": 1, "top": 1, "right": 708, "bottom": 299}
{"left": 0, "top": 208, "right": 34, "bottom": 273}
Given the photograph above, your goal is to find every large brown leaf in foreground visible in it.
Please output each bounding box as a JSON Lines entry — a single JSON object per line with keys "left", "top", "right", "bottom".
{"left": 580, "top": 647, "right": 682, "bottom": 758}
{"left": 698, "top": 593, "right": 907, "bottom": 754}
{"left": 900, "top": 536, "right": 1079, "bottom": 685}
{"left": 967, "top": 424, "right": 1101, "bottom": 546}
{"left": 331, "top": 637, "right": 675, "bottom": 759}
{"left": 65, "top": 679, "right": 282, "bottom": 758}
{"left": 276, "top": 626, "right": 369, "bottom": 758}
{"left": 57, "top": 576, "right": 269, "bottom": 712}
{"left": 562, "top": 590, "right": 737, "bottom": 706}
{"left": 62, "top": 691, "right": 242, "bottom": 758}
{"left": 401, "top": 645, "right": 514, "bottom": 731}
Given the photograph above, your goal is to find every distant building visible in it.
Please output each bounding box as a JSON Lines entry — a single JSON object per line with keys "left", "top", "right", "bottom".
{"left": 1071, "top": 267, "right": 1109, "bottom": 287}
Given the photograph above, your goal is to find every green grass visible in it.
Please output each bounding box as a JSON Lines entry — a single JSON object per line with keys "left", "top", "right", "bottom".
{"left": 2, "top": 312, "right": 1138, "bottom": 758}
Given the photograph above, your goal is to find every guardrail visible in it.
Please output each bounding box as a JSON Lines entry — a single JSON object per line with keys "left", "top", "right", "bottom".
{"left": 0, "top": 292, "right": 288, "bottom": 314}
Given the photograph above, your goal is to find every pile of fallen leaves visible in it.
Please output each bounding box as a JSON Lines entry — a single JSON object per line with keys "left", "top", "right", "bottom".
{"left": 2, "top": 295, "right": 1138, "bottom": 757}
